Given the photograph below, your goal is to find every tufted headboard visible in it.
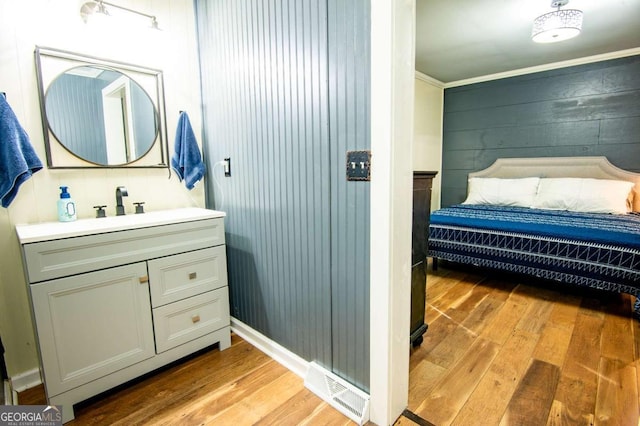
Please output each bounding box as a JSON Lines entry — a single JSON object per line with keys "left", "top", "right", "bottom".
{"left": 469, "top": 157, "right": 640, "bottom": 212}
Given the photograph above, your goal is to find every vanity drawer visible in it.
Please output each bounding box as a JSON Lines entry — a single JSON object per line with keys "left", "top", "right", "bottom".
{"left": 148, "top": 246, "right": 228, "bottom": 308}
{"left": 152, "top": 287, "right": 230, "bottom": 353}
{"left": 21, "top": 218, "right": 225, "bottom": 283}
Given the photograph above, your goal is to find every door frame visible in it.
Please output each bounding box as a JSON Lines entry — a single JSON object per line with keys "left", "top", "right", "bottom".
{"left": 369, "top": 0, "right": 416, "bottom": 424}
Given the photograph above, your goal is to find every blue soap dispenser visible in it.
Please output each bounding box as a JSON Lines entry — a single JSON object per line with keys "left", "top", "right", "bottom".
{"left": 58, "top": 186, "right": 77, "bottom": 222}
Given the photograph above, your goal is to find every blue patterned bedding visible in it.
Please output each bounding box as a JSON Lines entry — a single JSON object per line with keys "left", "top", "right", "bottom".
{"left": 428, "top": 204, "right": 640, "bottom": 312}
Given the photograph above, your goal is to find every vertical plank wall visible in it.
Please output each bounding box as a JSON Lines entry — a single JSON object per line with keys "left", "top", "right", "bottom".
{"left": 441, "top": 55, "right": 640, "bottom": 207}
{"left": 195, "top": 0, "right": 371, "bottom": 390}
{"left": 328, "top": 0, "right": 370, "bottom": 389}
{"left": 45, "top": 75, "right": 108, "bottom": 163}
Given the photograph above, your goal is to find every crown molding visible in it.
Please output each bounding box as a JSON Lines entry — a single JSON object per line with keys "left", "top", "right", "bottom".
{"left": 414, "top": 71, "right": 445, "bottom": 88}
{"left": 444, "top": 47, "right": 640, "bottom": 89}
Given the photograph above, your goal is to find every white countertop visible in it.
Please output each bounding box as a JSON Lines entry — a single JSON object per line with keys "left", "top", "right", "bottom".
{"left": 15, "top": 207, "right": 226, "bottom": 244}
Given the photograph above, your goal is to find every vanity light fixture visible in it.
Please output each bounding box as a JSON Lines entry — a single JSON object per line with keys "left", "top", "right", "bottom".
{"left": 80, "top": 0, "right": 160, "bottom": 30}
{"left": 532, "top": 0, "right": 583, "bottom": 43}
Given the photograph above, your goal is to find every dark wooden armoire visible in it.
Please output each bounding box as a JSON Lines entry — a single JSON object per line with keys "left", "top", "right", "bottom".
{"left": 411, "top": 171, "right": 437, "bottom": 347}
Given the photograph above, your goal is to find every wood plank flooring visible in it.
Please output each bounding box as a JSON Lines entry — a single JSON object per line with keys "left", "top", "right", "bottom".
{"left": 18, "top": 261, "right": 640, "bottom": 425}
{"left": 408, "top": 261, "right": 640, "bottom": 426}
{"left": 18, "top": 334, "right": 352, "bottom": 425}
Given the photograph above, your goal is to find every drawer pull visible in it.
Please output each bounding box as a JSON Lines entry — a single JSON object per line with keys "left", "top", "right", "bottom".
{"left": 139, "top": 276, "right": 149, "bottom": 284}
{"left": 188, "top": 272, "right": 197, "bottom": 280}
{"left": 191, "top": 315, "right": 201, "bottom": 323}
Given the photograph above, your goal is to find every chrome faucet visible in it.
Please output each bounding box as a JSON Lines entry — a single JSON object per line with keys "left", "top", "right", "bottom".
{"left": 115, "top": 186, "right": 128, "bottom": 216}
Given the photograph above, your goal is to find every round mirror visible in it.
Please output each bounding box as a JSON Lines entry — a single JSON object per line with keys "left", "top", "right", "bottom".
{"left": 44, "top": 65, "right": 158, "bottom": 166}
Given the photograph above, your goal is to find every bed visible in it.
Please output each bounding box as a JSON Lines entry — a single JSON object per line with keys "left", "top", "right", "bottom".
{"left": 427, "top": 156, "right": 640, "bottom": 315}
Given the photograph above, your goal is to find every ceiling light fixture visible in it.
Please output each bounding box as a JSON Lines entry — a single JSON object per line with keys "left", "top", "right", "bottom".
{"left": 80, "top": 0, "right": 160, "bottom": 30}
{"left": 532, "top": 0, "right": 583, "bottom": 43}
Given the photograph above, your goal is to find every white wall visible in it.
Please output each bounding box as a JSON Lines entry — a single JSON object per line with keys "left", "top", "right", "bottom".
{"left": 413, "top": 74, "right": 443, "bottom": 211}
{"left": 0, "top": 0, "right": 203, "bottom": 381}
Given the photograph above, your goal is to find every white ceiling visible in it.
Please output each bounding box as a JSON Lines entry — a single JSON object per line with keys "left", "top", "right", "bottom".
{"left": 415, "top": 0, "right": 640, "bottom": 84}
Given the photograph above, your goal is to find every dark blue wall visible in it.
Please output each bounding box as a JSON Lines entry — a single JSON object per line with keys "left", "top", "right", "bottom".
{"left": 441, "top": 55, "right": 640, "bottom": 207}
{"left": 195, "top": 0, "right": 370, "bottom": 391}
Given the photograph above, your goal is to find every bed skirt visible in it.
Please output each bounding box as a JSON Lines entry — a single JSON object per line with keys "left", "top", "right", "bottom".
{"left": 428, "top": 205, "right": 640, "bottom": 317}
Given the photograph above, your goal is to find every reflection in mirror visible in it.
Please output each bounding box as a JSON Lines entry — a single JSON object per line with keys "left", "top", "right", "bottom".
{"left": 45, "top": 66, "right": 158, "bottom": 165}
{"left": 34, "top": 46, "right": 168, "bottom": 169}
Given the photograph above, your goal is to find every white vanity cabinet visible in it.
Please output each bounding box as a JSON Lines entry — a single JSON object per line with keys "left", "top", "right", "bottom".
{"left": 16, "top": 208, "right": 230, "bottom": 423}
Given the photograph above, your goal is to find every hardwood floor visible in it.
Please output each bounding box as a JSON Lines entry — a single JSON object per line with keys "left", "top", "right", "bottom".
{"left": 18, "top": 335, "right": 352, "bottom": 425}
{"left": 18, "top": 261, "right": 640, "bottom": 425}
{"left": 403, "top": 261, "right": 640, "bottom": 426}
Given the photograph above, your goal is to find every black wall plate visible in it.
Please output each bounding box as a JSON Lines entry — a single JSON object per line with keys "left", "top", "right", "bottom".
{"left": 346, "top": 150, "right": 371, "bottom": 181}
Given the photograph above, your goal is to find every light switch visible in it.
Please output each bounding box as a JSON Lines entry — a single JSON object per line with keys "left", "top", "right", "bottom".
{"left": 346, "top": 150, "right": 371, "bottom": 181}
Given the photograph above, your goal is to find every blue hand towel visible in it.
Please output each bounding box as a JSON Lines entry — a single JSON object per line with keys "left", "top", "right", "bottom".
{"left": 171, "top": 111, "right": 205, "bottom": 190}
{"left": 0, "top": 94, "right": 43, "bottom": 208}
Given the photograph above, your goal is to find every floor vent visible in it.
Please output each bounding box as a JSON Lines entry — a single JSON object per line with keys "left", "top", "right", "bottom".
{"left": 304, "top": 362, "right": 370, "bottom": 425}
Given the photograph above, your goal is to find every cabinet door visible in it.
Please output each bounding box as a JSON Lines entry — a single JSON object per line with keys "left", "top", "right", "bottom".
{"left": 30, "top": 262, "right": 154, "bottom": 397}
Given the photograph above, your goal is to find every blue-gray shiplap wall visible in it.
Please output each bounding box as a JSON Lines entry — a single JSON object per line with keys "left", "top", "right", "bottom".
{"left": 327, "top": 0, "right": 370, "bottom": 389}
{"left": 46, "top": 74, "right": 108, "bottom": 164}
{"left": 195, "top": 0, "right": 370, "bottom": 390}
{"left": 441, "top": 55, "right": 640, "bottom": 207}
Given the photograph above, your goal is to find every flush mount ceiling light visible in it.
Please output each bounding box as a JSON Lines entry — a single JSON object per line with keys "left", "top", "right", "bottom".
{"left": 80, "top": 0, "right": 160, "bottom": 30}
{"left": 532, "top": 0, "right": 583, "bottom": 43}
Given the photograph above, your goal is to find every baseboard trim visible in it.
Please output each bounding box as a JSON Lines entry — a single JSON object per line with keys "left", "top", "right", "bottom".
{"left": 230, "top": 317, "right": 309, "bottom": 379}
{"left": 3, "top": 380, "right": 12, "bottom": 405}
{"left": 10, "top": 368, "right": 41, "bottom": 393}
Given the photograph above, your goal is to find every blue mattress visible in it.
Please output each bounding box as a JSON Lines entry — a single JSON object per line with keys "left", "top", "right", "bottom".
{"left": 428, "top": 204, "right": 640, "bottom": 296}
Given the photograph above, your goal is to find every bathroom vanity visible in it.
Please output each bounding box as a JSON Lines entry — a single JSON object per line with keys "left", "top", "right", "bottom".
{"left": 16, "top": 208, "right": 230, "bottom": 422}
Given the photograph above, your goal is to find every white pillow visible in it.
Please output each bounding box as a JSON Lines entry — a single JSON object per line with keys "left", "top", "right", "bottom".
{"left": 532, "top": 178, "right": 634, "bottom": 214}
{"left": 463, "top": 177, "right": 540, "bottom": 207}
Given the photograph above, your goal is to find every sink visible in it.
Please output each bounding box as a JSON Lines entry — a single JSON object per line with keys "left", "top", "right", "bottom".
{"left": 16, "top": 207, "right": 225, "bottom": 244}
